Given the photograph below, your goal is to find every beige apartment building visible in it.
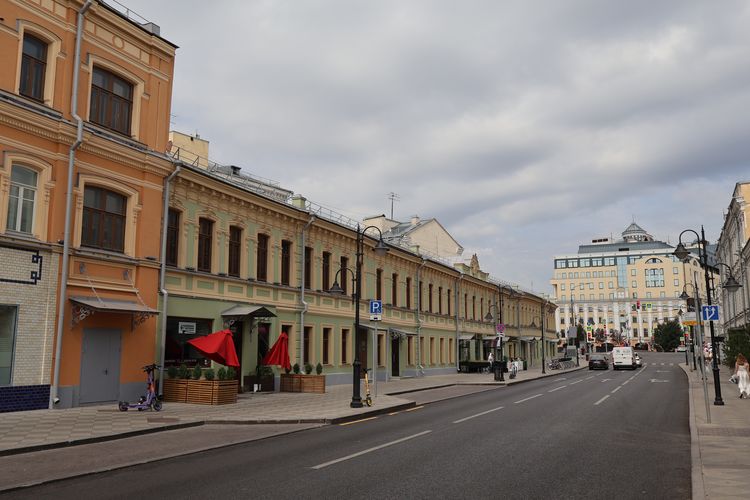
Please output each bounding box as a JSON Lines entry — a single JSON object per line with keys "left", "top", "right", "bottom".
{"left": 550, "top": 223, "right": 715, "bottom": 346}
{"left": 716, "top": 181, "right": 750, "bottom": 332}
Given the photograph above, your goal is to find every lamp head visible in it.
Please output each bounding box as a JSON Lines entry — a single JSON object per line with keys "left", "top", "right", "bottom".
{"left": 679, "top": 290, "right": 690, "bottom": 300}
{"left": 328, "top": 280, "right": 344, "bottom": 294}
{"left": 723, "top": 274, "right": 742, "bottom": 293}
{"left": 373, "top": 239, "right": 389, "bottom": 257}
{"left": 484, "top": 311, "right": 493, "bottom": 321}
{"left": 673, "top": 242, "right": 690, "bottom": 262}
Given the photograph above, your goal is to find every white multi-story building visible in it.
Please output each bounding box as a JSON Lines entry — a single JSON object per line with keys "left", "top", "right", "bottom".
{"left": 550, "top": 223, "right": 715, "bottom": 346}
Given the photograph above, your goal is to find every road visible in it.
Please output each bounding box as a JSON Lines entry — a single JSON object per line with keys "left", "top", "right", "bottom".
{"left": 5, "top": 352, "right": 690, "bottom": 500}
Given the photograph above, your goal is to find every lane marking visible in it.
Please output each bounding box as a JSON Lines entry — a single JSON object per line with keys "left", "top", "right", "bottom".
{"left": 514, "top": 394, "right": 543, "bottom": 404}
{"left": 570, "top": 380, "right": 583, "bottom": 385}
{"left": 405, "top": 406, "right": 424, "bottom": 412}
{"left": 387, "top": 412, "right": 401, "bottom": 416}
{"left": 622, "top": 380, "right": 629, "bottom": 385}
{"left": 611, "top": 386, "right": 621, "bottom": 393}
{"left": 594, "top": 395, "right": 610, "bottom": 406}
{"left": 585, "top": 376, "right": 594, "bottom": 380}
{"left": 339, "top": 416, "right": 378, "bottom": 426}
{"left": 453, "top": 406, "right": 504, "bottom": 424}
{"left": 548, "top": 385, "right": 567, "bottom": 393}
{"left": 312, "top": 430, "right": 433, "bottom": 469}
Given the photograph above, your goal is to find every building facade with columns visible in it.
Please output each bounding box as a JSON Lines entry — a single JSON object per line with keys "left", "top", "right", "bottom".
{"left": 550, "top": 223, "right": 715, "bottom": 347}
{"left": 716, "top": 181, "right": 750, "bottom": 332}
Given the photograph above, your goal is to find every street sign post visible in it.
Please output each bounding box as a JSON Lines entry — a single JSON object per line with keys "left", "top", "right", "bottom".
{"left": 369, "top": 300, "right": 382, "bottom": 321}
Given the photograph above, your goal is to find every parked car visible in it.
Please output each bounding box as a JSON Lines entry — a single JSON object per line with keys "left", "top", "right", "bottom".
{"left": 676, "top": 345, "right": 687, "bottom": 352}
{"left": 634, "top": 343, "right": 649, "bottom": 351}
{"left": 588, "top": 353, "right": 610, "bottom": 370}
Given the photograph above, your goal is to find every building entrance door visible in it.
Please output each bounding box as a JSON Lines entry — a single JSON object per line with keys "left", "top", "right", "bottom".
{"left": 80, "top": 328, "right": 121, "bottom": 404}
{"left": 391, "top": 337, "right": 400, "bottom": 376}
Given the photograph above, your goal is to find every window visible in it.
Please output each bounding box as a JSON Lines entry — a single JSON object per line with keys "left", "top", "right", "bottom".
{"left": 472, "top": 295, "right": 476, "bottom": 320}
{"left": 428, "top": 284, "right": 433, "bottom": 313}
{"left": 20, "top": 34, "right": 47, "bottom": 102}
{"left": 673, "top": 267, "right": 679, "bottom": 274}
{"left": 0, "top": 305, "right": 18, "bottom": 385}
{"left": 588, "top": 283, "right": 594, "bottom": 290}
{"left": 598, "top": 282, "right": 604, "bottom": 289}
{"left": 82, "top": 186, "right": 126, "bottom": 252}
{"left": 322, "top": 252, "right": 331, "bottom": 291}
{"left": 631, "top": 280, "right": 637, "bottom": 288}
{"left": 256, "top": 234, "right": 268, "bottom": 281}
{"left": 166, "top": 209, "right": 180, "bottom": 266}
{"left": 556, "top": 259, "right": 567, "bottom": 269}
{"left": 197, "top": 218, "right": 213, "bottom": 272}
{"left": 322, "top": 328, "right": 331, "bottom": 364}
{"left": 281, "top": 240, "right": 292, "bottom": 285}
{"left": 464, "top": 293, "right": 468, "bottom": 318}
{"left": 419, "top": 283, "right": 423, "bottom": 311}
{"left": 645, "top": 268, "right": 664, "bottom": 288}
{"left": 376, "top": 269, "right": 383, "bottom": 301}
{"left": 340, "top": 256, "right": 349, "bottom": 294}
{"left": 674, "top": 279, "right": 679, "bottom": 286}
{"left": 6, "top": 165, "right": 37, "bottom": 233}
{"left": 631, "top": 269, "right": 637, "bottom": 276}
{"left": 438, "top": 286, "right": 443, "bottom": 314}
{"left": 581, "top": 259, "right": 591, "bottom": 267}
{"left": 341, "top": 328, "right": 350, "bottom": 364}
{"left": 304, "top": 246, "right": 313, "bottom": 289}
{"left": 90, "top": 66, "right": 133, "bottom": 135}
{"left": 447, "top": 289, "right": 451, "bottom": 316}
{"left": 561, "top": 284, "right": 566, "bottom": 291}
{"left": 406, "top": 277, "right": 412, "bottom": 309}
{"left": 561, "top": 294, "right": 566, "bottom": 302}
{"left": 608, "top": 281, "right": 614, "bottom": 289}
{"left": 228, "top": 226, "right": 242, "bottom": 277}
{"left": 303, "top": 326, "right": 312, "bottom": 365}
{"left": 391, "top": 273, "right": 398, "bottom": 306}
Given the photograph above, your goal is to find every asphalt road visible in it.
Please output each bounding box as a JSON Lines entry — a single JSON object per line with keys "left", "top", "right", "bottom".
{"left": 5, "top": 352, "right": 690, "bottom": 500}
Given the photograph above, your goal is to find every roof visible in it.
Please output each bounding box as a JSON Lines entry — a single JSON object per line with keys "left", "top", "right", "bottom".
{"left": 70, "top": 296, "right": 157, "bottom": 314}
{"left": 577, "top": 240, "right": 673, "bottom": 254}
{"left": 220, "top": 304, "right": 277, "bottom": 318}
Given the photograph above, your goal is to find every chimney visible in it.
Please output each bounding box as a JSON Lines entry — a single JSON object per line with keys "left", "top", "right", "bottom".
{"left": 410, "top": 215, "right": 420, "bottom": 226}
{"left": 230, "top": 165, "right": 241, "bottom": 176}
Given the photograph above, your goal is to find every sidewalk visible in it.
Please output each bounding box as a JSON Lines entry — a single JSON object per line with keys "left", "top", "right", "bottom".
{"left": 680, "top": 360, "right": 750, "bottom": 500}
{"left": 0, "top": 363, "right": 569, "bottom": 456}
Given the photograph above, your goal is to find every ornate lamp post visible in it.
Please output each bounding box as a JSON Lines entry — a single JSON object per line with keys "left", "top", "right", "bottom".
{"left": 484, "top": 303, "right": 504, "bottom": 381}
{"left": 674, "top": 227, "right": 742, "bottom": 406}
{"left": 329, "top": 224, "right": 389, "bottom": 408}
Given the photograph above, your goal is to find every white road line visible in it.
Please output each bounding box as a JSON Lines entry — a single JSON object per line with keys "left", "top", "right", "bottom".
{"left": 514, "top": 394, "right": 543, "bottom": 404}
{"left": 548, "top": 385, "right": 567, "bottom": 393}
{"left": 622, "top": 380, "right": 629, "bottom": 385}
{"left": 570, "top": 380, "right": 583, "bottom": 385}
{"left": 611, "top": 386, "right": 621, "bottom": 393}
{"left": 585, "top": 376, "right": 594, "bottom": 380}
{"left": 311, "top": 430, "right": 432, "bottom": 470}
{"left": 594, "top": 395, "right": 610, "bottom": 405}
{"left": 453, "top": 406, "right": 504, "bottom": 424}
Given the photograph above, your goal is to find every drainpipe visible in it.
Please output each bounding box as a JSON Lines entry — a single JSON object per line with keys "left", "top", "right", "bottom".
{"left": 454, "top": 273, "right": 464, "bottom": 371}
{"left": 50, "top": 0, "right": 93, "bottom": 409}
{"left": 415, "top": 258, "right": 426, "bottom": 376}
{"left": 299, "top": 216, "right": 315, "bottom": 367}
{"left": 157, "top": 160, "right": 181, "bottom": 393}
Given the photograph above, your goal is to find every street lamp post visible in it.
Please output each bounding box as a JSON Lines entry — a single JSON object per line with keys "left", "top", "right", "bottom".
{"left": 329, "top": 224, "right": 389, "bottom": 408}
{"left": 675, "top": 226, "right": 743, "bottom": 407}
{"left": 484, "top": 302, "right": 504, "bottom": 381}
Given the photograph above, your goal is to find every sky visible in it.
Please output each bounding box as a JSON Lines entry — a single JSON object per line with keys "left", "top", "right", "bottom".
{"left": 119, "top": 0, "right": 750, "bottom": 294}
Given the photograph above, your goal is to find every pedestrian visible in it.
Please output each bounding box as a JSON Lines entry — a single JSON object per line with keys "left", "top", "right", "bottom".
{"left": 734, "top": 353, "right": 750, "bottom": 399}
{"left": 487, "top": 351, "right": 494, "bottom": 373}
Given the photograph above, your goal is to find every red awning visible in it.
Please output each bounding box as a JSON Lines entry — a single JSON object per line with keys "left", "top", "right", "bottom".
{"left": 187, "top": 329, "right": 240, "bottom": 367}
{"left": 261, "top": 332, "right": 291, "bottom": 371}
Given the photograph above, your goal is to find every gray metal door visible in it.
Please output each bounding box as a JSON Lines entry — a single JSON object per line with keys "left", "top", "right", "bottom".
{"left": 80, "top": 328, "right": 121, "bottom": 404}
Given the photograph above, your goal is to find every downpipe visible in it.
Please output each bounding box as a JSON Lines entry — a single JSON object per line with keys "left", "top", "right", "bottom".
{"left": 299, "top": 216, "right": 315, "bottom": 367}
{"left": 50, "top": 0, "right": 93, "bottom": 409}
{"left": 416, "top": 258, "right": 426, "bottom": 376}
{"left": 454, "top": 273, "right": 463, "bottom": 372}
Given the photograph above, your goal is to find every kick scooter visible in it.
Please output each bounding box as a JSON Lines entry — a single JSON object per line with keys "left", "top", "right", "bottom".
{"left": 118, "top": 364, "right": 162, "bottom": 412}
{"left": 363, "top": 368, "right": 373, "bottom": 407}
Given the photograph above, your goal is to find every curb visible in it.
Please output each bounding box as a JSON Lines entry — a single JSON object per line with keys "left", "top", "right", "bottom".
{"left": 678, "top": 363, "right": 706, "bottom": 500}
{"left": 0, "top": 421, "right": 204, "bottom": 458}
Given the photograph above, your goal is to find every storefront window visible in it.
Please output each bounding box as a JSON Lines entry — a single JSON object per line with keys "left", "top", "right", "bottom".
{"left": 0, "top": 306, "right": 18, "bottom": 385}
{"left": 165, "top": 317, "right": 214, "bottom": 367}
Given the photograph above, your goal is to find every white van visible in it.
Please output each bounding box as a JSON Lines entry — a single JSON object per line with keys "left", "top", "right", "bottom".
{"left": 612, "top": 346, "right": 636, "bottom": 370}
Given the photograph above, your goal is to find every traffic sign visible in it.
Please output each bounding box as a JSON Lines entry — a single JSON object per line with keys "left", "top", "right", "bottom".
{"left": 682, "top": 311, "right": 697, "bottom": 326}
{"left": 369, "top": 300, "right": 382, "bottom": 321}
{"left": 701, "top": 305, "right": 720, "bottom": 322}
{"left": 496, "top": 323, "right": 505, "bottom": 334}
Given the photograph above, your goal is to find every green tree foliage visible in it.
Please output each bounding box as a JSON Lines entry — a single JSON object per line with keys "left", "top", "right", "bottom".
{"left": 654, "top": 320, "right": 683, "bottom": 352}
{"left": 723, "top": 326, "right": 750, "bottom": 368}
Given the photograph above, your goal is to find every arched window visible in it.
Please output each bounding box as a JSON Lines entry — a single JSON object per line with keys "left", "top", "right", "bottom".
{"left": 90, "top": 66, "right": 133, "bottom": 135}
{"left": 81, "top": 186, "right": 127, "bottom": 252}
{"left": 6, "top": 165, "right": 38, "bottom": 233}
{"left": 19, "top": 34, "right": 47, "bottom": 101}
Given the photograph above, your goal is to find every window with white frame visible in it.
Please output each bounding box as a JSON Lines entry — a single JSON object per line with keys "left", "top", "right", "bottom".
{"left": 0, "top": 305, "right": 18, "bottom": 385}
{"left": 6, "top": 165, "right": 37, "bottom": 233}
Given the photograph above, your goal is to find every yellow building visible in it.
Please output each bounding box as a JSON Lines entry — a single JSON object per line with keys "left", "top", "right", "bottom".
{"left": 716, "top": 181, "right": 750, "bottom": 331}
{"left": 550, "top": 222, "right": 715, "bottom": 347}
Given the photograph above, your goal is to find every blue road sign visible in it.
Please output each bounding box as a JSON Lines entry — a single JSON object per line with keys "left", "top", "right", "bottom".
{"left": 701, "top": 305, "right": 720, "bottom": 322}
{"left": 369, "top": 300, "right": 383, "bottom": 315}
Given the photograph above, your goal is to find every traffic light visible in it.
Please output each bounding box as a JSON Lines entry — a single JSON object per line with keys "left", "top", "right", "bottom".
{"left": 636, "top": 300, "right": 641, "bottom": 310}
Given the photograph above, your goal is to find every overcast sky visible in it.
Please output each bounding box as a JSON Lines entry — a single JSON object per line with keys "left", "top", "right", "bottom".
{"left": 121, "top": 0, "right": 749, "bottom": 294}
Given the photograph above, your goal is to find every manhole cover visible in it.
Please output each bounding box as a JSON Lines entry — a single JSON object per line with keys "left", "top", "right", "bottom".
{"left": 699, "top": 427, "right": 750, "bottom": 437}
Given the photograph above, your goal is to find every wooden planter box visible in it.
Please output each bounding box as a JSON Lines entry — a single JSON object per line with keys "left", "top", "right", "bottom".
{"left": 163, "top": 379, "right": 237, "bottom": 404}
{"left": 280, "top": 374, "right": 325, "bottom": 393}
{"left": 161, "top": 379, "right": 188, "bottom": 403}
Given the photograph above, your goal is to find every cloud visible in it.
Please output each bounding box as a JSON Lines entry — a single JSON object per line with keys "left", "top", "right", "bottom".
{"left": 123, "top": 0, "right": 750, "bottom": 293}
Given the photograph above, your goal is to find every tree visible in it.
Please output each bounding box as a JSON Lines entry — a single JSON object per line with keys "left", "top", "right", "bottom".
{"left": 654, "top": 320, "right": 682, "bottom": 352}
{"left": 723, "top": 326, "right": 750, "bottom": 368}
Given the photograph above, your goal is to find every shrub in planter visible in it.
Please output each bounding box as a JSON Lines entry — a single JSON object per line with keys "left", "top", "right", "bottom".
{"left": 304, "top": 363, "right": 313, "bottom": 375}
{"left": 167, "top": 365, "right": 178, "bottom": 379}
{"left": 204, "top": 368, "right": 215, "bottom": 381}
{"left": 192, "top": 365, "right": 203, "bottom": 380}
{"left": 217, "top": 367, "right": 227, "bottom": 380}
{"left": 178, "top": 364, "right": 190, "bottom": 379}
{"left": 316, "top": 362, "right": 323, "bottom": 375}
{"left": 293, "top": 363, "right": 300, "bottom": 374}
{"left": 284, "top": 365, "right": 291, "bottom": 374}
{"left": 227, "top": 367, "right": 237, "bottom": 380}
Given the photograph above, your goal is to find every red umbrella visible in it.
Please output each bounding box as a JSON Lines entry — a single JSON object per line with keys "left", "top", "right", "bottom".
{"left": 187, "top": 329, "right": 240, "bottom": 367}
{"left": 261, "top": 332, "right": 291, "bottom": 371}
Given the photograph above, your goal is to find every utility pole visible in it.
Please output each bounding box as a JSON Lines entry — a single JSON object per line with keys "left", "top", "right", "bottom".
{"left": 387, "top": 192, "right": 400, "bottom": 219}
